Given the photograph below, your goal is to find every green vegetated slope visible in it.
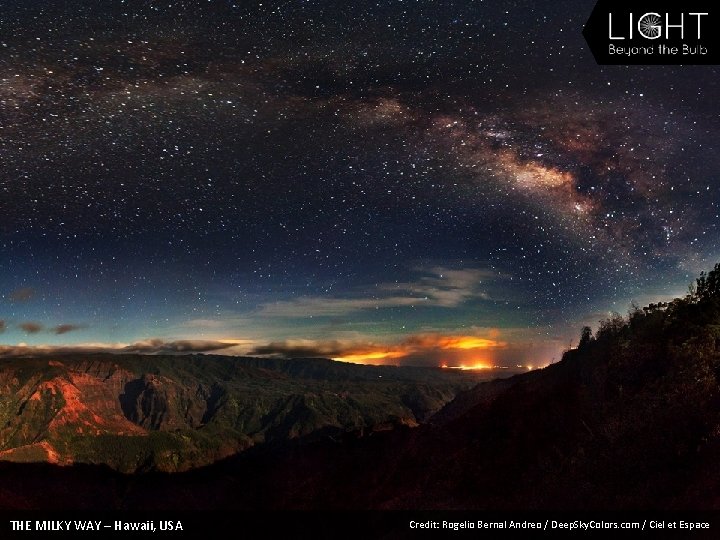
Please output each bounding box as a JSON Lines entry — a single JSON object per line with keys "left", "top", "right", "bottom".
{"left": 0, "top": 354, "right": 491, "bottom": 472}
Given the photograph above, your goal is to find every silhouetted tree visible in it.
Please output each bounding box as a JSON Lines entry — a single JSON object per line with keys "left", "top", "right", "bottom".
{"left": 695, "top": 263, "right": 720, "bottom": 301}
{"left": 596, "top": 312, "right": 627, "bottom": 342}
{"left": 579, "top": 326, "right": 593, "bottom": 349}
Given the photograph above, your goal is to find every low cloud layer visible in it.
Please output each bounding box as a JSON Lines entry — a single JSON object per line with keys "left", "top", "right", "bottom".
{"left": 19, "top": 322, "right": 43, "bottom": 334}
{"left": 53, "top": 324, "right": 85, "bottom": 335}
{"left": 122, "top": 339, "right": 239, "bottom": 354}
{"left": 248, "top": 332, "right": 510, "bottom": 367}
{"left": 251, "top": 340, "right": 357, "bottom": 359}
{"left": 0, "top": 333, "right": 564, "bottom": 368}
{"left": 0, "top": 339, "right": 241, "bottom": 358}
{"left": 0, "top": 321, "right": 86, "bottom": 336}
{"left": 257, "top": 266, "right": 499, "bottom": 318}
{"left": 7, "top": 287, "right": 36, "bottom": 303}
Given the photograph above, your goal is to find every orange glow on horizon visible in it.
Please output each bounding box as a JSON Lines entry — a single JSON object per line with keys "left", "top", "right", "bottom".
{"left": 447, "top": 362, "right": 492, "bottom": 371}
{"left": 329, "top": 332, "right": 506, "bottom": 365}
{"left": 436, "top": 336, "right": 502, "bottom": 350}
{"left": 332, "top": 350, "right": 407, "bottom": 364}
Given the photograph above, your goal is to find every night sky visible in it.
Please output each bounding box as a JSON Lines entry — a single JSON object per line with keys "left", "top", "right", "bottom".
{"left": 1, "top": 0, "right": 719, "bottom": 367}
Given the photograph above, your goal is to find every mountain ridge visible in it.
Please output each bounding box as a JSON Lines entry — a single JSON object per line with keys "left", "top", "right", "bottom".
{"left": 0, "top": 354, "right": 496, "bottom": 472}
{"left": 3, "top": 265, "right": 720, "bottom": 510}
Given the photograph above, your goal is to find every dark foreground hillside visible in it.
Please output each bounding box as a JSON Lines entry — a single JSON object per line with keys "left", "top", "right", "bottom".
{"left": 2, "top": 266, "right": 720, "bottom": 512}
